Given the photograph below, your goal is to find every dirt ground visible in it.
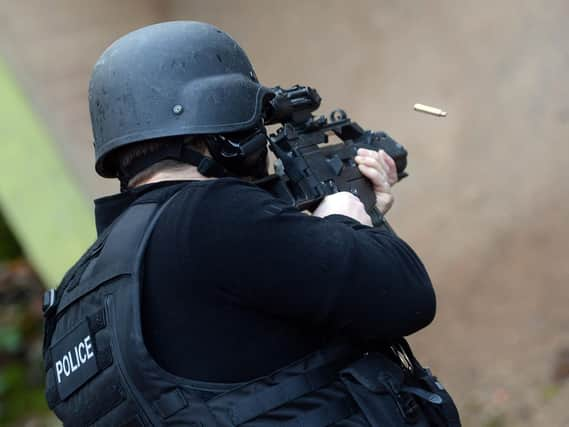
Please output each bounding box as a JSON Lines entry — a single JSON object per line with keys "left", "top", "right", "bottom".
{"left": 1, "top": 1, "right": 568, "bottom": 425}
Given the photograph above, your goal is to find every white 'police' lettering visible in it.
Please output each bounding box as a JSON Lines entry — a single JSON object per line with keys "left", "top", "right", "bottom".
{"left": 55, "top": 335, "right": 95, "bottom": 384}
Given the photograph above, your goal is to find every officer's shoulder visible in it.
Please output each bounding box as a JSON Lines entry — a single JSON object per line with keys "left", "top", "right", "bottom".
{"left": 201, "top": 177, "right": 274, "bottom": 200}
{"left": 184, "top": 178, "right": 282, "bottom": 218}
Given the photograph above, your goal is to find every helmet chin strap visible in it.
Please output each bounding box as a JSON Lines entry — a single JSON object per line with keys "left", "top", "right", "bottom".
{"left": 206, "top": 128, "right": 269, "bottom": 180}
{"left": 118, "top": 141, "right": 229, "bottom": 192}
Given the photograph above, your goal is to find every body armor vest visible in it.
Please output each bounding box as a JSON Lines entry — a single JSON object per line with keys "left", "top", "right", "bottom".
{"left": 42, "top": 186, "right": 461, "bottom": 426}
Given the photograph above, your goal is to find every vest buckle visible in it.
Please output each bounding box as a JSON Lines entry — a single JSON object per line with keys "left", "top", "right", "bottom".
{"left": 43, "top": 289, "right": 57, "bottom": 317}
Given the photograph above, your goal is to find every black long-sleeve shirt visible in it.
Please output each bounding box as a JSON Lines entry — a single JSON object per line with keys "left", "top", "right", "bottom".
{"left": 94, "top": 178, "right": 436, "bottom": 382}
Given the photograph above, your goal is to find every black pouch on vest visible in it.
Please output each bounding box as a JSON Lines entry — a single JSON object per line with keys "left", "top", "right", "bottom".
{"left": 340, "top": 340, "right": 461, "bottom": 427}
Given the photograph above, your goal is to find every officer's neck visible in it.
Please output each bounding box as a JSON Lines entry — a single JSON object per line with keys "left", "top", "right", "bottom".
{"left": 132, "top": 165, "right": 213, "bottom": 188}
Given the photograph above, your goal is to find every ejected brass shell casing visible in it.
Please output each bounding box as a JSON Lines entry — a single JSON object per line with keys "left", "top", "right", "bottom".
{"left": 413, "top": 103, "right": 447, "bottom": 117}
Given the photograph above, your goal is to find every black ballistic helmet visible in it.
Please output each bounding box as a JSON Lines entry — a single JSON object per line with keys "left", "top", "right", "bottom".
{"left": 89, "top": 21, "right": 271, "bottom": 178}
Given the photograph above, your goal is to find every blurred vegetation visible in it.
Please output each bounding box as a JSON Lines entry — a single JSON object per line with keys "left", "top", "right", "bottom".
{"left": 0, "top": 210, "right": 55, "bottom": 426}
{"left": 0, "top": 220, "right": 20, "bottom": 261}
{"left": 0, "top": 58, "right": 94, "bottom": 289}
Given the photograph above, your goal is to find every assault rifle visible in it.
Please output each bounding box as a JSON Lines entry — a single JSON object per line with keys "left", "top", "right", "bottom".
{"left": 256, "top": 85, "right": 408, "bottom": 226}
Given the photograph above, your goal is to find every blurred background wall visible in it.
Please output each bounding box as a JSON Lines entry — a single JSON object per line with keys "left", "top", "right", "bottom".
{"left": 0, "top": 1, "right": 568, "bottom": 425}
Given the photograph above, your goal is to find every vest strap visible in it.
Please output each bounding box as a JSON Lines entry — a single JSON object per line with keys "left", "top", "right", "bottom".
{"left": 281, "top": 393, "right": 357, "bottom": 427}
{"left": 120, "top": 414, "right": 145, "bottom": 427}
{"left": 228, "top": 362, "right": 339, "bottom": 424}
{"left": 87, "top": 308, "right": 106, "bottom": 334}
{"left": 153, "top": 389, "right": 188, "bottom": 419}
{"left": 207, "top": 344, "right": 358, "bottom": 425}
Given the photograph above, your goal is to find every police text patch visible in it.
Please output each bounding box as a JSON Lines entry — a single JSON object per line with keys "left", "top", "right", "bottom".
{"left": 51, "top": 320, "right": 99, "bottom": 399}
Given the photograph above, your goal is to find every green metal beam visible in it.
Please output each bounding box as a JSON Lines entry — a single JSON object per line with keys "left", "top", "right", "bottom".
{"left": 0, "top": 58, "right": 94, "bottom": 287}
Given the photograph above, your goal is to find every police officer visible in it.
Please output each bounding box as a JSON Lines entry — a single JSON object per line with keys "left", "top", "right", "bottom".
{"left": 42, "top": 21, "right": 460, "bottom": 426}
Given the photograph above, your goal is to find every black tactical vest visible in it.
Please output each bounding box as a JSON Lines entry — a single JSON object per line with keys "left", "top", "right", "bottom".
{"left": 42, "top": 187, "right": 461, "bottom": 426}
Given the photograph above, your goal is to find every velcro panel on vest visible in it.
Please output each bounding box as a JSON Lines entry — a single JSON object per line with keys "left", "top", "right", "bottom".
{"left": 45, "top": 308, "right": 110, "bottom": 404}
{"left": 46, "top": 303, "right": 146, "bottom": 427}
{"left": 49, "top": 319, "right": 100, "bottom": 400}
{"left": 45, "top": 280, "right": 138, "bottom": 425}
